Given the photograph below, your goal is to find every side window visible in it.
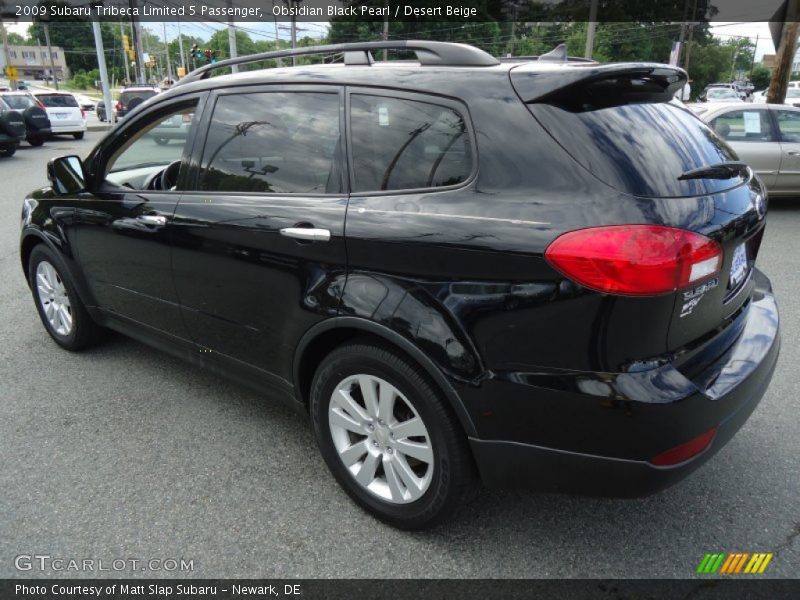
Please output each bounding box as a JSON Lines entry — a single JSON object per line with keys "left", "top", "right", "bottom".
{"left": 710, "top": 110, "right": 773, "bottom": 142}
{"left": 349, "top": 94, "right": 473, "bottom": 193}
{"left": 198, "top": 92, "right": 341, "bottom": 194}
{"left": 105, "top": 102, "right": 197, "bottom": 190}
{"left": 773, "top": 110, "right": 800, "bottom": 143}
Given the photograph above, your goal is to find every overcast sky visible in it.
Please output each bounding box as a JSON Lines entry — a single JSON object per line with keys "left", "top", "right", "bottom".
{"left": 5, "top": 20, "right": 783, "bottom": 62}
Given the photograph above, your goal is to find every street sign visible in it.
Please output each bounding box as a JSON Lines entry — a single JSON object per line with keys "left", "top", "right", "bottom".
{"left": 4, "top": 66, "right": 18, "bottom": 80}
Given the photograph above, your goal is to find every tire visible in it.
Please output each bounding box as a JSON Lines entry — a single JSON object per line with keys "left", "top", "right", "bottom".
{"left": 0, "top": 144, "right": 16, "bottom": 157}
{"left": 27, "top": 135, "right": 45, "bottom": 147}
{"left": 154, "top": 137, "right": 169, "bottom": 145}
{"left": 310, "top": 342, "right": 473, "bottom": 530}
{"left": 73, "top": 132, "right": 84, "bottom": 140}
{"left": 28, "top": 245, "right": 104, "bottom": 351}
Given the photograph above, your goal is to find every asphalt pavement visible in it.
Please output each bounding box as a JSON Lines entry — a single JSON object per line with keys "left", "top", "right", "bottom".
{"left": 0, "top": 132, "right": 798, "bottom": 579}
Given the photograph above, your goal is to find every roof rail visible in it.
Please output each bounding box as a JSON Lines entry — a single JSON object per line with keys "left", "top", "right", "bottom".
{"left": 175, "top": 40, "right": 500, "bottom": 86}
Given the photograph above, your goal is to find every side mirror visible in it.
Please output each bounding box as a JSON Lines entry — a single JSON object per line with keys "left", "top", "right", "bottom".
{"left": 47, "top": 155, "right": 86, "bottom": 195}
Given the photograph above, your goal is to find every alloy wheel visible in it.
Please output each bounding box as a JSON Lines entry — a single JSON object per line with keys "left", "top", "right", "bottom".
{"left": 328, "top": 374, "right": 434, "bottom": 504}
{"left": 36, "top": 260, "right": 73, "bottom": 336}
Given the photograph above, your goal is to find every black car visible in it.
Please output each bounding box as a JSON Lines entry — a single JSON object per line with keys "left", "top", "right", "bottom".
{"left": 115, "top": 85, "right": 159, "bottom": 120}
{"left": 0, "top": 96, "right": 26, "bottom": 157}
{"left": 20, "top": 41, "right": 780, "bottom": 529}
{"left": 0, "top": 91, "right": 51, "bottom": 146}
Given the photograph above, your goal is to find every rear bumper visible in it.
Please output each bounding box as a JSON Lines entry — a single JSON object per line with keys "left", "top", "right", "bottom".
{"left": 50, "top": 123, "right": 87, "bottom": 134}
{"left": 469, "top": 269, "right": 780, "bottom": 496}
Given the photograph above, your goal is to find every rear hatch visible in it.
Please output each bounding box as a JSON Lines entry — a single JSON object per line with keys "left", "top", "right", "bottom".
{"left": 37, "top": 93, "right": 84, "bottom": 127}
{"left": 511, "top": 63, "right": 766, "bottom": 359}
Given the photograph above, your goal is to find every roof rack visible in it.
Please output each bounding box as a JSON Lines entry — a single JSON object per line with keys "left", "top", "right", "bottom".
{"left": 176, "top": 40, "right": 500, "bottom": 86}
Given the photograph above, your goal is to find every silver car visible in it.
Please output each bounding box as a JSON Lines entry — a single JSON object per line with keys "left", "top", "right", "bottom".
{"left": 694, "top": 102, "right": 800, "bottom": 196}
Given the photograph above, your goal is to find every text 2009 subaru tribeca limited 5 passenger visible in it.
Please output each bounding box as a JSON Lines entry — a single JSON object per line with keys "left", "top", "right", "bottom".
{"left": 20, "top": 42, "right": 780, "bottom": 529}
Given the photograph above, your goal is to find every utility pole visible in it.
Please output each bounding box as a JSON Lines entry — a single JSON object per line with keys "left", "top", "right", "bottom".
{"left": 683, "top": 0, "right": 699, "bottom": 74}
{"left": 227, "top": 0, "right": 238, "bottom": 73}
{"left": 176, "top": 20, "right": 186, "bottom": 74}
{"left": 91, "top": 19, "right": 113, "bottom": 130}
{"left": 676, "top": 0, "right": 691, "bottom": 67}
{"left": 161, "top": 22, "right": 172, "bottom": 81}
{"left": 584, "top": 0, "right": 598, "bottom": 59}
{"left": 272, "top": 0, "right": 282, "bottom": 66}
{"left": 120, "top": 21, "right": 130, "bottom": 84}
{"left": 750, "top": 34, "right": 759, "bottom": 77}
{"left": 767, "top": 0, "right": 800, "bottom": 104}
{"left": 382, "top": 0, "right": 389, "bottom": 61}
{"left": 0, "top": 18, "right": 14, "bottom": 90}
{"left": 129, "top": 0, "right": 146, "bottom": 83}
{"left": 43, "top": 22, "right": 58, "bottom": 89}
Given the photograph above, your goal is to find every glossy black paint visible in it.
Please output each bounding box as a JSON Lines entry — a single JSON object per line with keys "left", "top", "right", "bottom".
{"left": 20, "top": 58, "right": 780, "bottom": 495}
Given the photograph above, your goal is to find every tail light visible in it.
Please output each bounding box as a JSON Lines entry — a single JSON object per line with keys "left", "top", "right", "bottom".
{"left": 650, "top": 427, "right": 717, "bottom": 466}
{"left": 80, "top": 108, "right": 85, "bottom": 119}
{"left": 115, "top": 101, "right": 123, "bottom": 111}
{"left": 545, "top": 225, "right": 722, "bottom": 296}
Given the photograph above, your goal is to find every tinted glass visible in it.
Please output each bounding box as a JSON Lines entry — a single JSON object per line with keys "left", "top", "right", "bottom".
{"left": 350, "top": 95, "right": 473, "bottom": 192}
{"left": 710, "top": 109, "right": 774, "bottom": 142}
{"left": 530, "top": 102, "right": 741, "bottom": 197}
{"left": 37, "top": 94, "right": 79, "bottom": 108}
{"left": 199, "top": 92, "right": 341, "bottom": 194}
{"left": 1, "top": 95, "right": 36, "bottom": 110}
{"left": 774, "top": 109, "right": 800, "bottom": 142}
{"left": 120, "top": 90, "right": 157, "bottom": 103}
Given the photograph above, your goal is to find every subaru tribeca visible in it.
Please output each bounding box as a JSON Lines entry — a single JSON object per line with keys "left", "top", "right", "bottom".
{"left": 20, "top": 41, "right": 780, "bottom": 529}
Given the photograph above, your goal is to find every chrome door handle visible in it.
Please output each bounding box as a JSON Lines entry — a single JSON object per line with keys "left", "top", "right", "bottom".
{"left": 137, "top": 215, "right": 167, "bottom": 226}
{"left": 279, "top": 227, "right": 331, "bottom": 242}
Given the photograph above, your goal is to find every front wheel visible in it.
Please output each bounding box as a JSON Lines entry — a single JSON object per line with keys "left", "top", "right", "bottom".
{"left": 73, "top": 132, "right": 84, "bottom": 140}
{"left": 0, "top": 144, "right": 16, "bottom": 157}
{"left": 28, "top": 245, "right": 104, "bottom": 351}
{"left": 27, "top": 135, "right": 45, "bottom": 147}
{"left": 154, "top": 137, "right": 169, "bottom": 146}
{"left": 310, "top": 343, "right": 473, "bottom": 529}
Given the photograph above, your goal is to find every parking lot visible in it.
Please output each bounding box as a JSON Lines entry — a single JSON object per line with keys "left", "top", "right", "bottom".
{"left": 0, "top": 131, "right": 798, "bottom": 578}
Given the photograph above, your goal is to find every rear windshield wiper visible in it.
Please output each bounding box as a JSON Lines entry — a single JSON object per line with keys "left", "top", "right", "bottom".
{"left": 678, "top": 161, "right": 749, "bottom": 181}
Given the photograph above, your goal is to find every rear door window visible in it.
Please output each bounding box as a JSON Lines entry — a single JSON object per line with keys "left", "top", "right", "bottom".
{"left": 772, "top": 109, "right": 800, "bottom": 142}
{"left": 197, "top": 91, "right": 342, "bottom": 194}
{"left": 349, "top": 94, "right": 473, "bottom": 193}
{"left": 710, "top": 109, "right": 774, "bottom": 142}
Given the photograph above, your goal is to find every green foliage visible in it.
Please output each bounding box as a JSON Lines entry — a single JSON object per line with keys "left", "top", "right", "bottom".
{"left": 67, "top": 69, "right": 100, "bottom": 90}
{"left": 751, "top": 65, "right": 772, "bottom": 91}
{"left": 684, "top": 40, "right": 735, "bottom": 99}
{"left": 6, "top": 32, "right": 32, "bottom": 46}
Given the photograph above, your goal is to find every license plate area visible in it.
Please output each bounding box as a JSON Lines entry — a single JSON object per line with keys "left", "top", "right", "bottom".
{"left": 728, "top": 243, "right": 748, "bottom": 291}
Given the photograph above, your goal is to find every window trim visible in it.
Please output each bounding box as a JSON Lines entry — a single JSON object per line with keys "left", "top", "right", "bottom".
{"left": 87, "top": 91, "right": 207, "bottom": 194}
{"left": 711, "top": 108, "right": 777, "bottom": 143}
{"left": 185, "top": 84, "right": 347, "bottom": 197}
{"left": 344, "top": 86, "right": 478, "bottom": 197}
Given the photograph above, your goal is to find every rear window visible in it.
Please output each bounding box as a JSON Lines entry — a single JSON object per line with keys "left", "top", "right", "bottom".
{"left": 1, "top": 95, "right": 36, "bottom": 110}
{"left": 37, "top": 94, "right": 79, "bottom": 108}
{"left": 528, "top": 102, "right": 741, "bottom": 197}
{"left": 121, "top": 90, "right": 157, "bottom": 103}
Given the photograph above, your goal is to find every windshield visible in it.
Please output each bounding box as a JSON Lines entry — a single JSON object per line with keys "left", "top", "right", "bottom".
{"left": 787, "top": 89, "right": 800, "bottom": 98}
{"left": 1, "top": 95, "right": 36, "bottom": 110}
{"left": 37, "top": 94, "right": 79, "bottom": 108}
{"left": 121, "top": 90, "right": 157, "bottom": 103}
{"left": 707, "top": 89, "right": 738, "bottom": 99}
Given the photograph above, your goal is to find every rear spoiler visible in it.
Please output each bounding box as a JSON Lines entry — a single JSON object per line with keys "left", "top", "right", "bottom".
{"left": 510, "top": 63, "right": 687, "bottom": 111}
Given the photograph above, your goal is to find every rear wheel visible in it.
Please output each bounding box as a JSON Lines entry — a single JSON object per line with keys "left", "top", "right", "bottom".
{"left": 27, "top": 135, "right": 45, "bottom": 147}
{"left": 310, "top": 342, "right": 472, "bottom": 529}
{"left": 73, "top": 132, "right": 84, "bottom": 140}
{"left": 0, "top": 144, "right": 16, "bottom": 157}
{"left": 154, "top": 137, "right": 169, "bottom": 145}
{"left": 28, "top": 245, "right": 104, "bottom": 351}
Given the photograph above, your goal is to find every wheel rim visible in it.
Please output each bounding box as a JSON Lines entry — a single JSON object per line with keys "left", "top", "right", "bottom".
{"left": 36, "top": 260, "right": 73, "bottom": 336}
{"left": 328, "top": 374, "right": 434, "bottom": 504}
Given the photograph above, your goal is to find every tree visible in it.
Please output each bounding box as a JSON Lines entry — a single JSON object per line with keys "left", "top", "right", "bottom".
{"left": 751, "top": 65, "right": 772, "bottom": 91}
{"left": 6, "top": 32, "right": 31, "bottom": 46}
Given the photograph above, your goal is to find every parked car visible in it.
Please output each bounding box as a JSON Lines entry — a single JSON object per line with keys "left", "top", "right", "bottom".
{"left": 0, "top": 91, "right": 51, "bottom": 146}
{"left": 701, "top": 87, "right": 744, "bottom": 103}
{"left": 146, "top": 112, "right": 191, "bottom": 145}
{"left": 0, "top": 96, "right": 26, "bottom": 157}
{"left": 73, "top": 94, "right": 96, "bottom": 111}
{"left": 784, "top": 88, "right": 800, "bottom": 108}
{"left": 20, "top": 41, "right": 780, "bottom": 529}
{"left": 33, "top": 92, "right": 87, "bottom": 140}
{"left": 115, "top": 85, "right": 159, "bottom": 120}
{"left": 699, "top": 102, "right": 800, "bottom": 196}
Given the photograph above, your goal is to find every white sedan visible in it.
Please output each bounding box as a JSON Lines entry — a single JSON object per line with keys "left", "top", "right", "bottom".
{"left": 695, "top": 102, "right": 800, "bottom": 196}
{"left": 32, "top": 91, "right": 87, "bottom": 140}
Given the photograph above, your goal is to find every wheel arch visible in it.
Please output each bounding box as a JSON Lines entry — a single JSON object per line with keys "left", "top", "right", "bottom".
{"left": 293, "top": 317, "right": 478, "bottom": 437}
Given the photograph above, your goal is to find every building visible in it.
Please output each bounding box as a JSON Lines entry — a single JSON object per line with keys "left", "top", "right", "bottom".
{"left": 0, "top": 44, "right": 69, "bottom": 81}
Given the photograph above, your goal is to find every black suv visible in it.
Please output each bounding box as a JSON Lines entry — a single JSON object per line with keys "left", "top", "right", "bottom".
{"left": 0, "top": 96, "right": 26, "bottom": 157}
{"left": 20, "top": 41, "right": 780, "bottom": 529}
